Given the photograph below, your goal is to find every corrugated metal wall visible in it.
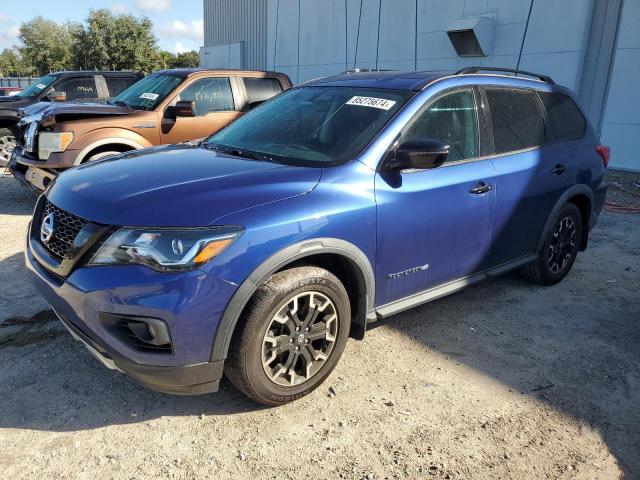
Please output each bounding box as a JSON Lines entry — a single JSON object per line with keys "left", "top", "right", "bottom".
{"left": 203, "top": 0, "right": 268, "bottom": 69}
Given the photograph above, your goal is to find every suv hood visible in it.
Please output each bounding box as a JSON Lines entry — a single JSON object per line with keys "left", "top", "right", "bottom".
{"left": 47, "top": 145, "right": 322, "bottom": 227}
{"left": 21, "top": 101, "right": 132, "bottom": 126}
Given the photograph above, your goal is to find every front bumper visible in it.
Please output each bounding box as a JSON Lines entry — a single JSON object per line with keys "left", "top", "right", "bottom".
{"left": 25, "top": 244, "right": 238, "bottom": 395}
{"left": 8, "top": 147, "right": 77, "bottom": 191}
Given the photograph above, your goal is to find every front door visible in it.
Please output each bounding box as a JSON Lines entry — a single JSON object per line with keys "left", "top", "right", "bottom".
{"left": 375, "top": 88, "right": 496, "bottom": 306}
{"left": 161, "top": 76, "right": 242, "bottom": 144}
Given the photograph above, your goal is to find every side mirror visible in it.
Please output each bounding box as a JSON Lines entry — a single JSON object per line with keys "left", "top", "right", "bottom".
{"left": 166, "top": 100, "right": 195, "bottom": 119}
{"left": 386, "top": 139, "right": 450, "bottom": 171}
{"left": 47, "top": 90, "right": 67, "bottom": 102}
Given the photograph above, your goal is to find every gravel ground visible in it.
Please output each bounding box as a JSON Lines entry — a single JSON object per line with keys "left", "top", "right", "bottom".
{"left": 0, "top": 172, "right": 638, "bottom": 479}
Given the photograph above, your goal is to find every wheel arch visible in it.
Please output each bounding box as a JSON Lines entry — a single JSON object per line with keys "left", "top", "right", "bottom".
{"left": 537, "top": 185, "right": 594, "bottom": 253}
{"left": 210, "top": 238, "right": 375, "bottom": 363}
{"left": 74, "top": 135, "right": 149, "bottom": 165}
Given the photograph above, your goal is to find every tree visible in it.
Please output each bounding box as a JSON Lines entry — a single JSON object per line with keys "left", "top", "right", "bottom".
{"left": 18, "top": 17, "right": 76, "bottom": 75}
{"left": 171, "top": 51, "right": 200, "bottom": 68}
{"left": 72, "top": 9, "right": 161, "bottom": 73}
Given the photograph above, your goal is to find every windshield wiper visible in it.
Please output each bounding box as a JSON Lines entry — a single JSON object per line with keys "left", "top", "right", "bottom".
{"left": 109, "top": 100, "right": 130, "bottom": 108}
{"left": 204, "top": 143, "right": 276, "bottom": 163}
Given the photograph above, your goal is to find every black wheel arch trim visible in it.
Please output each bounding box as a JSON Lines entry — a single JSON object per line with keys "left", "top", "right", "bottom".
{"left": 210, "top": 238, "right": 376, "bottom": 363}
{"left": 537, "top": 184, "right": 593, "bottom": 253}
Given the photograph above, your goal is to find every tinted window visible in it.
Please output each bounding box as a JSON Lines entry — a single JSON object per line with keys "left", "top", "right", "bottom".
{"left": 243, "top": 77, "right": 282, "bottom": 106}
{"left": 538, "top": 91, "right": 586, "bottom": 141}
{"left": 56, "top": 76, "right": 97, "bottom": 101}
{"left": 207, "top": 86, "right": 414, "bottom": 166}
{"left": 402, "top": 89, "right": 479, "bottom": 162}
{"left": 177, "top": 77, "right": 235, "bottom": 115}
{"left": 106, "top": 77, "right": 138, "bottom": 97}
{"left": 485, "top": 88, "right": 545, "bottom": 154}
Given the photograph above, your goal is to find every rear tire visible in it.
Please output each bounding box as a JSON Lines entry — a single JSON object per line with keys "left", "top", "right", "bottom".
{"left": 225, "top": 266, "right": 351, "bottom": 406}
{"left": 521, "top": 203, "right": 582, "bottom": 285}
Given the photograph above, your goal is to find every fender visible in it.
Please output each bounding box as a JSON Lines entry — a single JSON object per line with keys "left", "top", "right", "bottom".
{"left": 73, "top": 129, "right": 153, "bottom": 165}
{"left": 210, "top": 237, "right": 376, "bottom": 363}
{"left": 536, "top": 184, "right": 594, "bottom": 253}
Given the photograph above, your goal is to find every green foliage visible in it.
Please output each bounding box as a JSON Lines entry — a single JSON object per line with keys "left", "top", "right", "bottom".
{"left": 18, "top": 17, "right": 77, "bottom": 75}
{"left": 2, "top": 10, "right": 200, "bottom": 76}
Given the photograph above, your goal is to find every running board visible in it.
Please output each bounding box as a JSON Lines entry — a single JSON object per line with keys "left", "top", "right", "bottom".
{"left": 373, "top": 254, "right": 536, "bottom": 320}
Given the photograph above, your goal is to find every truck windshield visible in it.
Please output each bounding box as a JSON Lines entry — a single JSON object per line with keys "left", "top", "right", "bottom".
{"left": 110, "top": 72, "right": 184, "bottom": 110}
{"left": 17, "top": 75, "right": 57, "bottom": 98}
{"left": 206, "top": 86, "right": 414, "bottom": 166}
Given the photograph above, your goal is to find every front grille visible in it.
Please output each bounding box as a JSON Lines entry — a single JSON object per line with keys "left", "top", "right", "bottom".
{"left": 40, "top": 200, "right": 89, "bottom": 260}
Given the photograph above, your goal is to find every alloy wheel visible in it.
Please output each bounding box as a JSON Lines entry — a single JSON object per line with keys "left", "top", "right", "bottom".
{"left": 0, "top": 134, "right": 16, "bottom": 167}
{"left": 547, "top": 216, "right": 577, "bottom": 274}
{"left": 261, "top": 291, "right": 339, "bottom": 387}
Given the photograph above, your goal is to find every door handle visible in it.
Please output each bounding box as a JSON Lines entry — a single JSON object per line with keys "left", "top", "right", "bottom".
{"left": 469, "top": 181, "right": 492, "bottom": 195}
{"left": 552, "top": 164, "right": 567, "bottom": 175}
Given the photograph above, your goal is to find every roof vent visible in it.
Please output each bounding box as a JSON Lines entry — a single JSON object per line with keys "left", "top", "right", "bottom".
{"left": 447, "top": 17, "right": 494, "bottom": 57}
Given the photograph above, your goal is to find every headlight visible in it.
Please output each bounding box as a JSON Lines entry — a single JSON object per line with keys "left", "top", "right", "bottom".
{"left": 89, "top": 227, "right": 243, "bottom": 272}
{"left": 38, "top": 132, "right": 73, "bottom": 160}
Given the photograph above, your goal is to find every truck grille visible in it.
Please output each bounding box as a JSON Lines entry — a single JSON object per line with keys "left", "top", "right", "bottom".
{"left": 40, "top": 200, "right": 89, "bottom": 260}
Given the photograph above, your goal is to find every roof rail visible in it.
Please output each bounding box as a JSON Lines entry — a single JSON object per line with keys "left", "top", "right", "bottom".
{"left": 342, "top": 68, "right": 396, "bottom": 74}
{"left": 455, "top": 66, "right": 555, "bottom": 84}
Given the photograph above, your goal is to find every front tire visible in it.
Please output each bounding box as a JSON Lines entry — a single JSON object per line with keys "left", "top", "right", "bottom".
{"left": 225, "top": 266, "right": 351, "bottom": 406}
{"left": 0, "top": 128, "right": 16, "bottom": 167}
{"left": 521, "top": 203, "right": 582, "bottom": 285}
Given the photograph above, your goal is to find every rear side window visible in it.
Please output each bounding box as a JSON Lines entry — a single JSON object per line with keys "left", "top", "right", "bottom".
{"left": 106, "top": 77, "right": 138, "bottom": 97}
{"left": 485, "top": 88, "right": 545, "bottom": 154}
{"left": 538, "top": 91, "right": 586, "bottom": 141}
{"left": 55, "top": 76, "right": 97, "bottom": 101}
{"left": 243, "top": 77, "right": 283, "bottom": 106}
{"left": 177, "top": 77, "right": 235, "bottom": 115}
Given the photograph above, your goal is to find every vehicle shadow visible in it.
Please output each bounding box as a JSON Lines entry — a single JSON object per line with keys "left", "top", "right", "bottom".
{"left": 369, "top": 236, "right": 640, "bottom": 477}
{"left": 0, "top": 308, "right": 265, "bottom": 429}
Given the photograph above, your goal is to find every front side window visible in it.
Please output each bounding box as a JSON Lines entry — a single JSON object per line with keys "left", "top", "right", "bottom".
{"left": 56, "top": 77, "right": 97, "bottom": 101}
{"left": 17, "top": 75, "right": 57, "bottom": 98}
{"left": 175, "top": 77, "right": 235, "bottom": 115}
{"left": 207, "top": 86, "right": 414, "bottom": 166}
{"left": 401, "top": 89, "right": 479, "bottom": 163}
{"left": 110, "top": 72, "right": 184, "bottom": 110}
{"left": 538, "top": 91, "right": 586, "bottom": 141}
{"left": 485, "top": 88, "right": 545, "bottom": 154}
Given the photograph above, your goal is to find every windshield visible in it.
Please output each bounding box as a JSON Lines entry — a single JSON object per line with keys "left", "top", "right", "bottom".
{"left": 206, "top": 86, "right": 414, "bottom": 166}
{"left": 110, "top": 72, "right": 184, "bottom": 110}
{"left": 17, "top": 75, "right": 57, "bottom": 98}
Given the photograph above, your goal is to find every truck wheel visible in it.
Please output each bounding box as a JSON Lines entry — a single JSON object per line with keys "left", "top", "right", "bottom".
{"left": 0, "top": 128, "right": 16, "bottom": 167}
{"left": 521, "top": 203, "right": 582, "bottom": 285}
{"left": 86, "top": 151, "right": 121, "bottom": 162}
{"left": 225, "top": 266, "right": 351, "bottom": 406}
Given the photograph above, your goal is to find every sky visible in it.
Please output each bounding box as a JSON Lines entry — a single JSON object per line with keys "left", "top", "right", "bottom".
{"left": 0, "top": 0, "right": 204, "bottom": 54}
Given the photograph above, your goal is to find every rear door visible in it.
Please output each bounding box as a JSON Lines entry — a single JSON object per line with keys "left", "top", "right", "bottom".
{"left": 160, "top": 75, "right": 242, "bottom": 144}
{"left": 482, "top": 86, "right": 572, "bottom": 267}
{"left": 375, "top": 87, "right": 496, "bottom": 305}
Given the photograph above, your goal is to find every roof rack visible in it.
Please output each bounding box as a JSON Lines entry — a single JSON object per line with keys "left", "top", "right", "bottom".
{"left": 455, "top": 66, "right": 555, "bottom": 84}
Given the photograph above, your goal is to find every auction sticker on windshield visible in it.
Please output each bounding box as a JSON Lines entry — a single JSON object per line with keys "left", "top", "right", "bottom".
{"left": 35, "top": 84, "right": 46, "bottom": 90}
{"left": 346, "top": 96, "right": 397, "bottom": 110}
{"left": 140, "top": 92, "right": 159, "bottom": 101}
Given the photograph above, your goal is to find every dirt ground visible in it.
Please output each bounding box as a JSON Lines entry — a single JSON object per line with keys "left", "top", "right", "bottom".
{"left": 0, "top": 171, "right": 638, "bottom": 480}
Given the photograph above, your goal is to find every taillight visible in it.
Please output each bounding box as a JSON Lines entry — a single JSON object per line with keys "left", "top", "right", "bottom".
{"left": 595, "top": 144, "right": 611, "bottom": 168}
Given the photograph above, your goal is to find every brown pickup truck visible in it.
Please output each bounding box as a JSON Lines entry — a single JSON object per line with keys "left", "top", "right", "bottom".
{"left": 9, "top": 68, "right": 291, "bottom": 191}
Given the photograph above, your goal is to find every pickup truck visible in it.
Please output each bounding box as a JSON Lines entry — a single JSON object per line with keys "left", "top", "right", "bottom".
{"left": 9, "top": 68, "right": 292, "bottom": 191}
{"left": 0, "top": 71, "right": 142, "bottom": 166}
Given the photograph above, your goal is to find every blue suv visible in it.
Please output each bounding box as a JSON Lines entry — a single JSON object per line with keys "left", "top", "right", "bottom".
{"left": 26, "top": 67, "right": 608, "bottom": 405}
